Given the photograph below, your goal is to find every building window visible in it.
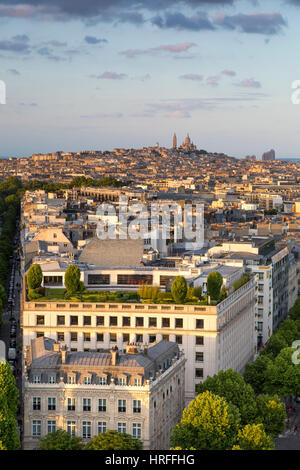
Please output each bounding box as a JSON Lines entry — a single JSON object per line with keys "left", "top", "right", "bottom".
{"left": 196, "top": 319, "right": 204, "bottom": 329}
{"left": 195, "top": 368, "right": 203, "bottom": 378}
{"left": 122, "top": 317, "right": 131, "bottom": 327}
{"left": 33, "top": 375, "right": 41, "bottom": 384}
{"left": 132, "top": 423, "right": 141, "bottom": 439}
{"left": 67, "top": 421, "right": 76, "bottom": 436}
{"left": 32, "top": 420, "right": 41, "bottom": 436}
{"left": 122, "top": 333, "right": 129, "bottom": 343}
{"left": 258, "top": 296, "right": 264, "bottom": 304}
{"left": 162, "top": 335, "right": 169, "bottom": 341}
{"left": 110, "top": 333, "right": 117, "bottom": 342}
{"left": 97, "top": 333, "right": 104, "bottom": 342}
{"left": 98, "top": 376, "right": 107, "bottom": 385}
{"left": 57, "top": 315, "right": 65, "bottom": 326}
{"left": 149, "top": 317, "right": 157, "bottom": 327}
{"left": 117, "top": 422, "right": 126, "bottom": 434}
{"left": 258, "top": 273, "right": 264, "bottom": 280}
{"left": 70, "top": 332, "right": 78, "bottom": 342}
{"left": 83, "top": 398, "right": 91, "bottom": 412}
{"left": 83, "top": 332, "right": 90, "bottom": 342}
{"left": 117, "top": 274, "right": 153, "bottom": 285}
{"left": 68, "top": 375, "right": 75, "bottom": 384}
{"left": 118, "top": 400, "right": 126, "bottom": 413}
{"left": 68, "top": 398, "right": 76, "bottom": 411}
{"left": 32, "top": 397, "right": 40, "bottom": 411}
{"left": 136, "top": 317, "right": 144, "bottom": 327}
{"left": 196, "top": 336, "right": 204, "bottom": 345}
{"left": 175, "top": 318, "right": 183, "bottom": 328}
{"left": 88, "top": 274, "right": 110, "bottom": 285}
{"left": 175, "top": 335, "right": 182, "bottom": 344}
{"left": 149, "top": 335, "right": 156, "bottom": 343}
{"left": 162, "top": 318, "right": 170, "bottom": 328}
{"left": 110, "top": 316, "right": 118, "bottom": 326}
{"left": 57, "top": 332, "right": 64, "bottom": 342}
{"left": 47, "top": 420, "right": 56, "bottom": 434}
{"left": 196, "top": 352, "right": 204, "bottom": 362}
{"left": 83, "top": 316, "right": 91, "bottom": 326}
{"left": 134, "top": 378, "right": 142, "bottom": 386}
{"left": 82, "top": 421, "right": 91, "bottom": 439}
{"left": 98, "top": 399, "right": 107, "bottom": 412}
{"left": 160, "top": 275, "right": 176, "bottom": 286}
{"left": 136, "top": 334, "right": 143, "bottom": 343}
{"left": 36, "top": 315, "right": 44, "bottom": 325}
{"left": 84, "top": 376, "right": 92, "bottom": 385}
{"left": 133, "top": 400, "right": 141, "bottom": 413}
{"left": 48, "top": 397, "right": 56, "bottom": 411}
{"left": 118, "top": 377, "right": 126, "bottom": 386}
{"left": 44, "top": 275, "right": 62, "bottom": 286}
{"left": 48, "top": 375, "right": 55, "bottom": 384}
{"left": 36, "top": 332, "right": 44, "bottom": 338}
{"left": 98, "top": 422, "right": 107, "bottom": 434}
{"left": 70, "top": 316, "right": 78, "bottom": 326}
{"left": 96, "top": 316, "right": 104, "bottom": 326}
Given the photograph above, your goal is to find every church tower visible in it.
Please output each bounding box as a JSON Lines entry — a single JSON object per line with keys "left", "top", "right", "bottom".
{"left": 172, "top": 133, "right": 177, "bottom": 149}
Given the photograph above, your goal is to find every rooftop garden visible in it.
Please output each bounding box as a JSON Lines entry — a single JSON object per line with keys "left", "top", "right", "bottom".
{"left": 26, "top": 264, "right": 251, "bottom": 306}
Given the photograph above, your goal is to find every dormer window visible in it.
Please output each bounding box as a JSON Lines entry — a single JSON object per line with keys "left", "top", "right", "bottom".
{"left": 33, "top": 375, "right": 41, "bottom": 384}
{"left": 84, "top": 376, "right": 92, "bottom": 385}
{"left": 118, "top": 377, "right": 126, "bottom": 386}
{"left": 98, "top": 376, "right": 107, "bottom": 385}
{"left": 48, "top": 375, "right": 55, "bottom": 384}
{"left": 133, "top": 377, "right": 142, "bottom": 386}
{"left": 68, "top": 375, "right": 76, "bottom": 384}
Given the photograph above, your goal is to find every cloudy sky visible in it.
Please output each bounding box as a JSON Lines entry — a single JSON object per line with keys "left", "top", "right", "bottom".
{"left": 1, "top": 0, "right": 300, "bottom": 158}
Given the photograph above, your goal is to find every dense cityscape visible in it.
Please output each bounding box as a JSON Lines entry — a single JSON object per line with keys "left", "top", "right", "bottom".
{"left": 3, "top": 0, "right": 300, "bottom": 459}
{"left": 0, "top": 137, "right": 300, "bottom": 453}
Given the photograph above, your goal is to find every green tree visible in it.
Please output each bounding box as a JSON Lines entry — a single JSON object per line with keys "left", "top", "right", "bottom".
{"left": 27, "top": 263, "right": 43, "bottom": 290}
{"left": 0, "top": 284, "right": 6, "bottom": 306}
{"left": 0, "top": 390, "right": 20, "bottom": 450}
{"left": 232, "top": 424, "right": 274, "bottom": 450}
{"left": 85, "top": 430, "right": 143, "bottom": 450}
{"left": 263, "top": 348, "right": 300, "bottom": 398}
{"left": 261, "top": 333, "right": 289, "bottom": 359}
{"left": 64, "top": 265, "right": 81, "bottom": 295}
{"left": 243, "top": 355, "right": 272, "bottom": 394}
{"left": 39, "top": 429, "right": 84, "bottom": 450}
{"left": 0, "top": 362, "right": 19, "bottom": 415}
{"left": 0, "top": 440, "right": 6, "bottom": 450}
{"left": 197, "top": 369, "right": 257, "bottom": 426}
{"left": 170, "top": 391, "right": 241, "bottom": 450}
{"left": 255, "top": 395, "right": 286, "bottom": 438}
{"left": 207, "top": 272, "right": 223, "bottom": 302}
{"left": 171, "top": 277, "right": 187, "bottom": 304}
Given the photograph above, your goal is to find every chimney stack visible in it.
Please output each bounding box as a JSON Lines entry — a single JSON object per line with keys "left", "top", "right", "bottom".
{"left": 111, "top": 346, "right": 119, "bottom": 366}
{"left": 61, "top": 344, "right": 67, "bottom": 364}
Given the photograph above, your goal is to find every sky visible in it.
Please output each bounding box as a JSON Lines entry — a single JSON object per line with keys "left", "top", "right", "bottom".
{"left": 1, "top": 0, "right": 300, "bottom": 158}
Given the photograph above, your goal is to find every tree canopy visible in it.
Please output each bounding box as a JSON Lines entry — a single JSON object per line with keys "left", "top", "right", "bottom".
{"left": 170, "top": 391, "right": 241, "bottom": 450}
{"left": 27, "top": 263, "right": 43, "bottom": 290}
{"left": 207, "top": 271, "right": 223, "bottom": 302}
{"left": 84, "top": 431, "right": 143, "bottom": 450}
{"left": 39, "top": 429, "right": 84, "bottom": 450}
{"left": 171, "top": 276, "right": 188, "bottom": 304}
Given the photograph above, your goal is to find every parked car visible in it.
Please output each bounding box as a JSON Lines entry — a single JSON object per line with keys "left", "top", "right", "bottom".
{"left": 8, "top": 348, "right": 16, "bottom": 360}
{"left": 10, "top": 328, "right": 16, "bottom": 338}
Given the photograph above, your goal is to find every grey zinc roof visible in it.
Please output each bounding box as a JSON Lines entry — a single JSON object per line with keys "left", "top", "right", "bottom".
{"left": 79, "top": 238, "right": 144, "bottom": 267}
